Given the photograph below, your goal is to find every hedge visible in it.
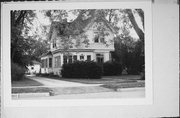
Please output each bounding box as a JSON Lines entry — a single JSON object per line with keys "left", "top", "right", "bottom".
{"left": 11, "top": 62, "right": 26, "bottom": 81}
{"left": 61, "top": 61, "right": 102, "bottom": 79}
{"left": 103, "top": 61, "right": 122, "bottom": 76}
{"left": 36, "top": 72, "right": 59, "bottom": 78}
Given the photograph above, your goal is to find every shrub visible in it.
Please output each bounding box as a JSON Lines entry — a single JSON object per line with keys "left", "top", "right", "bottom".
{"left": 127, "top": 67, "right": 140, "bottom": 75}
{"left": 36, "top": 72, "right": 59, "bottom": 78}
{"left": 140, "top": 66, "right": 145, "bottom": 80}
{"left": 140, "top": 72, "right": 145, "bottom": 80}
{"left": 11, "top": 62, "right": 26, "bottom": 81}
{"left": 61, "top": 61, "right": 102, "bottom": 79}
{"left": 103, "top": 61, "right": 122, "bottom": 76}
{"left": 48, "top": 72, "right": 59, "bottom": 78}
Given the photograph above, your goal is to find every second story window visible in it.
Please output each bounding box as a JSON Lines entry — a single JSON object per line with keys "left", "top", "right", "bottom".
{"left": 100, "top": 37, "right": 105, "bottom": 43}
{"left": 94, "top": 35, "right": 99, "bottom": 43}
{"left": 53, "top": 39, "right": 56, "bottom": 48}
{"left": 94, "top": 34, "right": 105, "bottom": 43}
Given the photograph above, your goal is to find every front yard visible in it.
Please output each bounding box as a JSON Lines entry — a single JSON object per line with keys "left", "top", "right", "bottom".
{"left": 59, "top": 75, "right": 142, "bottom": 84}
{"left": 12, "top": 75, "right": 145, "bottom": 96}
{"left": 12, "top": 77, "right": 43, "bottom": 87}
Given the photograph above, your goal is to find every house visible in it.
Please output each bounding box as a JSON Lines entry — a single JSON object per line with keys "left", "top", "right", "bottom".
{"left": 27, "top": 60, "right": 41, "bottom": 75}
{"left": 41, "top": 10, "right": 116, "bottom": 75}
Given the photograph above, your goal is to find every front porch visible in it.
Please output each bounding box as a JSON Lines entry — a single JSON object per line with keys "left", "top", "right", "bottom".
{"left": 41, "top": 50, "right": 114, "bottom": 75}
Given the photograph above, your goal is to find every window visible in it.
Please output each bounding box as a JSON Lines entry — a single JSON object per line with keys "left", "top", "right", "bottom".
{"left": 45, "top": 59, "right": 48, "bottom": 68}
{"left": 53, "top": 40, "right": 56, "bottom": 48}
{"left": 87, "top": 55, "right": 91, "bottom": 61}
{"left": 73, "top": 55, "right": 77, "bottom": 62}
{"left": 94, "top": 34, "right": 105, "bottom": 43}
{"left": 94, "top": 35, "right": 99, "bottom": 43}
{"left": 69, "top": 55, "right": 73, "bottom": 63}
{"left": 54, "top": 56, "right": 61, "bottom": 68}
{"left": 63, "top": 55, "right": 78, "bottom": 64}
{"left": 63, "top": 55, "right": 68, "bottom": 64}
{"left": 96, "top": 54, "right": 104, "bottom": 63}
{"left": 42, "top": 59, "right": 47, "bottom": 68}
{"left": 41, "top": 59, "right": 45, "bottom": 68}
{"left": 100, "top": 37, "right": 105, "bottom": 43}
{"left": 80, "top": 55, "right": 84, "bottom": 60}
{"left": 49, "top": 58, "right": 52, "bottom": 68}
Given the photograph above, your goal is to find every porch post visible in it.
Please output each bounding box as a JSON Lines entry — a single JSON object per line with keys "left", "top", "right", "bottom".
{"left": 60, "top": 53, "right": 63, "bottom": 67}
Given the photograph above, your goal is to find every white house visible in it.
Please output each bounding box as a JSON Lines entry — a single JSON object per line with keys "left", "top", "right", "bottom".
{"left": 41, "top": 10, "right": 116, "bottom": 75}
{"left": 27, "top": 60, "right": 41, "bottom": 75}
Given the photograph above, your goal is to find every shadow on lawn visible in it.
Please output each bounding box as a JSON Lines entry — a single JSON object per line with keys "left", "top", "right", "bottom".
{"left": 12, "top": 76, "right": 43, "bottom": 87}
{"left": 58, "top": 75, "right": 142, "bottom": 84}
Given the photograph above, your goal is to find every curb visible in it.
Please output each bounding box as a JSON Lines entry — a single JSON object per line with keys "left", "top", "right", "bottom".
{"left": 116, "top": 87, "right": 145, "bottom": 92}
{"left": 12, "top": 92, "right": 50, "bottom": 99}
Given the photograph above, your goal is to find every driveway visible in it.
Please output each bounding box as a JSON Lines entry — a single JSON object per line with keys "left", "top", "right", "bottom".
{"left": 12, "top": 76, "right": 102, "bottom": 88}
{"left": 28, "top": 76, "right": 102, "bottom": 88}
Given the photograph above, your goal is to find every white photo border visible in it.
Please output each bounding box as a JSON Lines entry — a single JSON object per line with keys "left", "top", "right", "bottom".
{"left": 1, "top": 1, "right": 153, "bottom": 107}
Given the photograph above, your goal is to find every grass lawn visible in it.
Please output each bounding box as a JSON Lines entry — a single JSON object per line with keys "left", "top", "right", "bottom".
{"left": 58, "top": 75, "right": 142, "bottom": 84}
{"left": 101, "top": 81, "right": 145, "bottom": 90}
{"left": 51, "top": 86, "right": 114, "bottom": 95}
{"left": 12, "top": 87, "right": 52, "bottom": 93}
{"left": 12, "top": 76, "right": 43, "bottom": 87}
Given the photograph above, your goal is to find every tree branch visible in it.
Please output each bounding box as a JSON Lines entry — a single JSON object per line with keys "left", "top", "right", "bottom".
{"left": 125, "top": 9, "right": 144, "bottom": 41}
{"left": 14, "top": 10, "right": 27, "bottom": 26}
{"left": 135, "top": 9, "right": 144, "bottom": 29}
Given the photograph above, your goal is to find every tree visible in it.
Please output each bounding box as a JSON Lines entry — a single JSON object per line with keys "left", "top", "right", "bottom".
{"left": 104, "top": 9, "right": 145, "bottom": 74}
{"left": 11, "top": 10, "right": 37, "bottom": 67}
{"left": 122, "top": 9, "right": 144, "bottom": 74}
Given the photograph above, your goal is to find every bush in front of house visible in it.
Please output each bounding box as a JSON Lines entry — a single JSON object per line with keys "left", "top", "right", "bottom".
{"left": 36, "top": 72, "right": 59, "bottom": 78}
{"left": 61, "top": 61, "right": 103, "bottom": 79}
{"left": 103, "top": 61, "right": 122, "bottom": 76}
{"left": 140, "top": 65, "right": 145, "bottom": 80}
{"left": 11, "top": 62, "right": 26, "bottom": 81}
{"left": 127, "top": 67, "right": 140, "bottom": 75}
{"left": 127, "top": 64, "right": 144, "bottom": 75}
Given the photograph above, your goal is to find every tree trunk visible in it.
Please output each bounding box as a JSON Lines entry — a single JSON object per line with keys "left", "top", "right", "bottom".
{"left": 125, "top": 9, "right": 144, "bottom": 41}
